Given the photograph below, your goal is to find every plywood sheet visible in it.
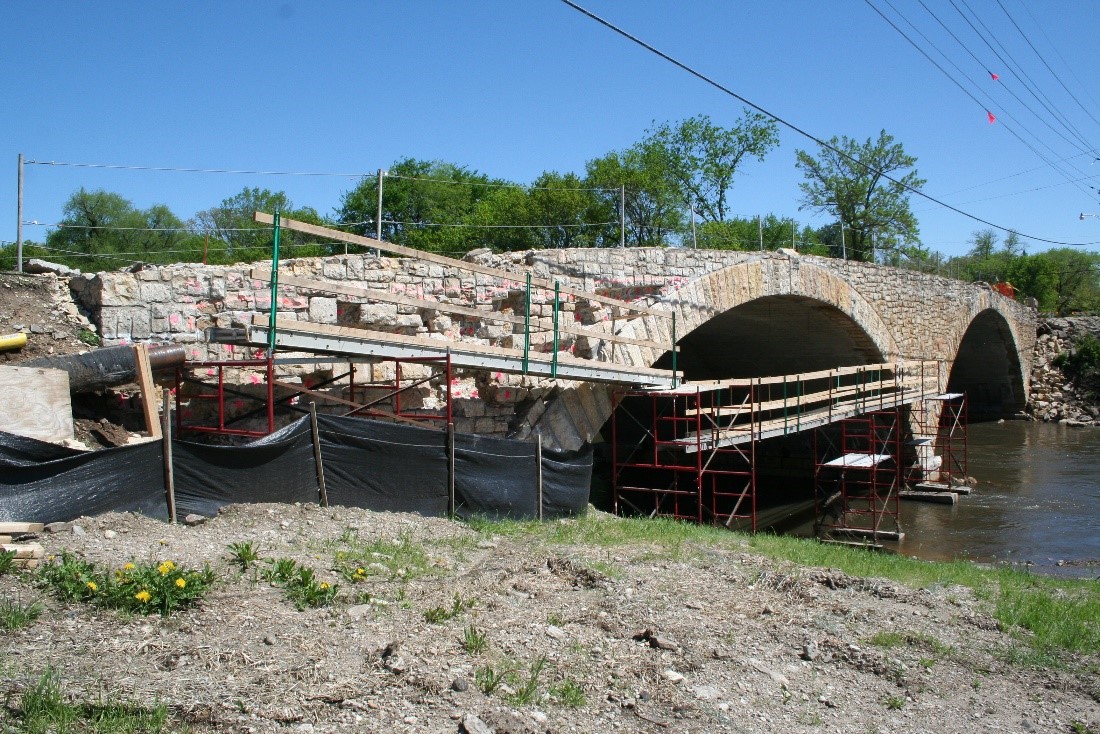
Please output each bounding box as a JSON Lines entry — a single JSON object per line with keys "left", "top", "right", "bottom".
{"left": 0, "top": 365, "right": 74, "bottom": 444}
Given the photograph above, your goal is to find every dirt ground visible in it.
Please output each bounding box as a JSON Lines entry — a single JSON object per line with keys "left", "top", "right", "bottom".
{"left": 2, "top": 503, "right": 1098, "bottom": 734}
{"left": 0, "top": 271, "right": 141, "bottom": 448}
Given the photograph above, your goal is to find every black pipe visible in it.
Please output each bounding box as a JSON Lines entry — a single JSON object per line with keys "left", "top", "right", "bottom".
{"left": 24, "top": 344, "right": 187, "bottom": 393}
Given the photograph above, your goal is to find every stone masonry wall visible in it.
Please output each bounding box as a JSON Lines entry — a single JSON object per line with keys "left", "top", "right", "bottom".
{"left": 66, "top": 248, "right": 1036, "bottom": 446}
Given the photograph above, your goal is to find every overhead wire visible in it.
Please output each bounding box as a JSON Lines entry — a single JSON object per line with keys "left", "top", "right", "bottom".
{"left": 558, "top": 0, "right": 1098, "bottom": 247}
{"left": 869, "top": 0, "right": 1095, "bottom": 200}
{"left": 994, "top": 0, "right": 1100, "bottom": 133}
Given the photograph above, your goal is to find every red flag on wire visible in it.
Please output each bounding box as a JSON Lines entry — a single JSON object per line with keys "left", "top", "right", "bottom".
{"left": 987, "top": 111, "right": 997, "bottom": 124}
{"left": 990, "top": 71, "right": 1000, "bottom": 81}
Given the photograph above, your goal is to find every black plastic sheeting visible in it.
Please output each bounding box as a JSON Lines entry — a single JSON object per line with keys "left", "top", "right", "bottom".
{"left": 0, "top": 415, "right": 591, "bottom": 524}
{"left": 0, "top": 433, "right": 168, "bottom": 523}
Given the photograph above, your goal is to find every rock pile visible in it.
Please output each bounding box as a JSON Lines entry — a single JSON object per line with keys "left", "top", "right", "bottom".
{"left": 1026, "top": 316, "right": 1100, "bottom": 426}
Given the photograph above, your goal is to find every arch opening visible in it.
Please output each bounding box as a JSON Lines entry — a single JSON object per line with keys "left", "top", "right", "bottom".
{"left": 947, "top": 309, "right": 1025, "bottom": 419}
{"left": 655, "top": 295, "right": 886, "bottom": 379}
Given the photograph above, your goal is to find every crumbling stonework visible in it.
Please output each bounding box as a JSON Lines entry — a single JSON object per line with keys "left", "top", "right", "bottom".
{"left": 65, "top": 248, "right": 1036, "bottom": 448}
{"left": 1027, "top": 317, "right": 1100, "bottom": 426}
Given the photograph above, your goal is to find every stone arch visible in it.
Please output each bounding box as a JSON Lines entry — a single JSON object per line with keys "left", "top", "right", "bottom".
{"left": 947, "top": 307, "right": 1027, "bottom": 418}
{"left": 655, "top": 256, "right": 900, "bottom": 376}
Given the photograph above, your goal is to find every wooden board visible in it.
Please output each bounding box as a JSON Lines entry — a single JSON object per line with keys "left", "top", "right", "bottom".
{"left": 254, "top": 212, "right": 673, "bottom": 320}
{"left": 251, "top": 268, "right": 671, "bottom": 353}
{"left": 0, "top": 522, "right": 45, "bottom": 534}
{"left": 1, "top": 542, "right": 44, "bottom": 559}
{"left": 0, "top": 366, "right": 74, "bottom": 444}
{"left": 133, "top": 344, "right": 162, "bottom": 439}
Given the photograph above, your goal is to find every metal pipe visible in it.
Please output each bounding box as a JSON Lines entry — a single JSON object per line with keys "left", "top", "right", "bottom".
{"left": 523, "top": 272, "right": 531, "bottom": 374}
{"left": 267, "top": 210, "right": 281, "bottom": 356}
{"left": 24, "top": 344, "right": 187, "bottom": 393}
{"left": 551, "top": 281, "right": 560, "bottom": 378}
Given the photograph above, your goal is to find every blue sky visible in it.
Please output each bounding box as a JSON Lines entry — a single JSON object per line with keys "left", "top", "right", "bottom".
{"left": 2, "top": 1, "right": 1098, "bottom": 259}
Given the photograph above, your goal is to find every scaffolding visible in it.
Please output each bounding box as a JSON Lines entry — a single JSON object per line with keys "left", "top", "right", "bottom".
{"left": 173, "top": 354, "right": 454, "bottom": 437}
{"left": 907, "top": 392, "right": 968, "bottom": 492}
{"left": 814, "top": 409, "right": 903, "bottom": 544}
{"left": 611, "top": 361, "right": 939, "bottom": 533}
{"left": 611, "top": 383, "right": 758, "bottom": 529}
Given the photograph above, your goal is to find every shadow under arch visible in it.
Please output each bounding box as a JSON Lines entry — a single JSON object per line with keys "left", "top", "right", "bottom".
{"left": 948, "top": 308, "right": 1026, "bottom": 419}
{"left": 653, "top": 294, "right": 886, "bottom": 379}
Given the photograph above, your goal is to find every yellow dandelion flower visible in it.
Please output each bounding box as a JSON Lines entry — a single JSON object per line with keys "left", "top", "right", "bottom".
{"left": 175, "top": 577, "right": 187, "bottom": 589}
{"left": 320, "top": 582, "right": 330, "bottom": 590}
{"left": 85, "top": 581, "right": 98, "bottom": 592}
{"left": 157, "top": 561, "right": 175, "bottom": 576}
{"left": 135, "top": 590, "right": 152, "bottom": 603}
{"left": 355, "top": 568, "right": 365, "bottom": 576}
{"left": 124, "top": 562, "right": 135, "bottom": 571}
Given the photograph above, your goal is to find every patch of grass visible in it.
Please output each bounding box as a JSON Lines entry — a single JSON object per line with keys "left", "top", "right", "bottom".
{"left": 77, "top": 328, "right": 102, "bottom": 347}
{"left": 37, "top": 552, "right": 215, "bottom": 617}
{"left": 0, "top": 549, "right": 16, "bottom": 576}
{"left": 463, "top": 624, "right": 488, "bottom": 654}
{"left": 507, "top": 656, "right": 547, "bottom": 706}
{"left": 867, "top": 631, "right": 952, "bottom": 658}
{"left": 18, "top": 669, "right": 168, "bottom": 734}
{"left": 550, "top": 678, "right": 586, "bottom": 708}
{"left": 1071, "top": 720, "right": 1097, "bottom": 734}
{"left": 424, "top": 593, "right": 475, "bottom": 624}
{"left": 884, "top": 695, "right": 906, "bottom": 710}
{"left": 261, "top": 558, "right": 338, "bottom": 610}
{"left": 475, "top": 664, "right": 509, "bottom": 695}
{"left": 227, "top": 541, "right": 261, "bottom": 570}
{"left": 0, "top": 596, "right": 44, "bottom": 631}
{"left": 330, "top": 530, "right": 434, "bottom": 582}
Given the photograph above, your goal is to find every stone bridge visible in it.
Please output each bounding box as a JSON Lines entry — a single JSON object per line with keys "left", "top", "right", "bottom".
{"left": 70, "top": 247, "right": 1035, "bottom": 451}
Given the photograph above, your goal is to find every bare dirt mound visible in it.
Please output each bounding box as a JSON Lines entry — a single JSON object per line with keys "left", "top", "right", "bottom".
{"left": 2, "top": 504, "right": 1098, "bottom": 733}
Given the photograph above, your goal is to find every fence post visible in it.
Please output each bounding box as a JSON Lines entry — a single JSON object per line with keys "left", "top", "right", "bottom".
{"left": 160, "top": 389, "right": 176, "bottom": 524}
{"left": 447, "top": 422, "right": 456, "bottom": 517}
{"left": 536, "top": 432, "right": 544, "bottom": 521}
{"left": 309, "top": 401, "right": 328, "bottom": 507}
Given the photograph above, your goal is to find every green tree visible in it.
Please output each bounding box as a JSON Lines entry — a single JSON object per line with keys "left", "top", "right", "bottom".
{"left": 646, "top": 112, "right": 779, "bottom": 223}
{"left": 795, "top": 130, "right": 926, "bottom": 262}
{"left": 46, "top": 189, "right": 199, "bottom": 271}
{"left": 1007, "top": 249, "right": 1100, "bottom": 315}
{"left": 585, "top": 143, "right": 683, "bottom": 248}
{"left": 338, "top": 159, "right": 499, "bottom": 254}
{"left": 694, "top": 214, "right": 807, "bottom": 251}
{"left": 193, "top": 187, "right": 328, "bottom": 264}
{"left": 466, "top": 171, "right": 614, "bottom": 251}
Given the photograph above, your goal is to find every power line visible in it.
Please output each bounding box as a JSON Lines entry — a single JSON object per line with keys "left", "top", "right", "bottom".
{"left": 24, "top": 160, "right": 372, "bottom": 178}
{"left": 558, "top": 0, "right": 1099, "bottom": 247}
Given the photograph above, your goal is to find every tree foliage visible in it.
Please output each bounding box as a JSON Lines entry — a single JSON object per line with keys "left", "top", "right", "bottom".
{"left": 646, "top": 112, "right": 779, "bottom": 223}
{"left": 795, "top": 130, "right": 925, "bottom": 262}
{"left": 193, "top": 187, "right": 330, "bottom": 264}
{"left": 585, "top": 144, "right": 682, "bottom": 248}
{"left": 45, "top": 189, "right": 201, "bottom": 271}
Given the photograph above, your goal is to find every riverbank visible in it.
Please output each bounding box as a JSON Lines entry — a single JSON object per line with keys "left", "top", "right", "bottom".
{"left": 1027, "top": 316, "right": 1100, "bottom": 425}
{"left": 2, "top": 504, "right": 1098, "bottom": 733}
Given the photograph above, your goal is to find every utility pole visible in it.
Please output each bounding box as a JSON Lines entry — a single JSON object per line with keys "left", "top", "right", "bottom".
{"left": 374, "top": 168, "right": 385, "bottom": 257}
{"left": 839, "top": 219, "right": 847, "bottom": 260}
{"left": 690, "top": 207, "right": 697, "bottom": 249}
{"left": 16, "top": 153, "right": 24, "bottom": 273}
{"left": 619, "top": 185, "right": 625, "bottom": 248}
{"left": 757, "top": 214, "right": 763, "bottom": 251}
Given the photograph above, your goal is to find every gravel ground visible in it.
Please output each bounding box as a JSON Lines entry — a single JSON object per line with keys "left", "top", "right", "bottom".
{"left": 2, "top": 503, "right": 1098, "bottom": 734}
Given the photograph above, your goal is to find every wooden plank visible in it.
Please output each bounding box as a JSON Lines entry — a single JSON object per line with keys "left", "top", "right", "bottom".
{"left": 133, "top": 344, "right": 162, "bottom": 439}
{"left": 251, "top": 268, "right": 671, "bottom": 352}
{"left": 0, "top": 522, "right": 44, "bottom": 534}
{"left": 1, "top": 542, "right": 44, "bottom": 559}
{"left": 252, "top": 314, "right": 674, "bottom": 380}
{"left": 254, "top": 212, "right": 673, "bottom": 320}
{"left": 0, "top": 366, "right": 74, "bottom": 444}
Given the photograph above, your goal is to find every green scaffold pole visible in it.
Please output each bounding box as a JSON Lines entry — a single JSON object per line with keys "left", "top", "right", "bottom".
{"left": 267, "top": 211, "right": 281, "bottom": 356}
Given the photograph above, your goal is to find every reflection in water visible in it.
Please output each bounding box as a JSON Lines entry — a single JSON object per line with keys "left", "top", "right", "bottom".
{"left": 898, "top": 422, "right": 1100, "bottom": 576}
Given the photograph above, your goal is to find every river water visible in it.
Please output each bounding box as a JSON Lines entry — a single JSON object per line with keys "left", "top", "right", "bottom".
{"left": 897, "top": 421, "right": 1100, "bottom": 577}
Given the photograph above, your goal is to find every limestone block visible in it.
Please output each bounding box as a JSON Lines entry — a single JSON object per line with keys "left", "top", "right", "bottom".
{"left": 309, "top": 297, "right": 338, "bottom": 324}
{"left": 98, "top": 275, "right": 140, "bottom": 306}
{"left": 100, "top": 306, "right": 151, "bottom": 340}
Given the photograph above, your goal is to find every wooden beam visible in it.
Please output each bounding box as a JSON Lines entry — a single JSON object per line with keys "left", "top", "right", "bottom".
{"left": 250, "top": 268, "right": 670, "bottom": 352}
{"left": 0, "top": 522, "right": 44, "bottom": 534}
{"left": 133, "top": 344, "right": 162, "bottom": 439}
{"left": 253, "top": 212, "right": 673, "bottom": 320}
